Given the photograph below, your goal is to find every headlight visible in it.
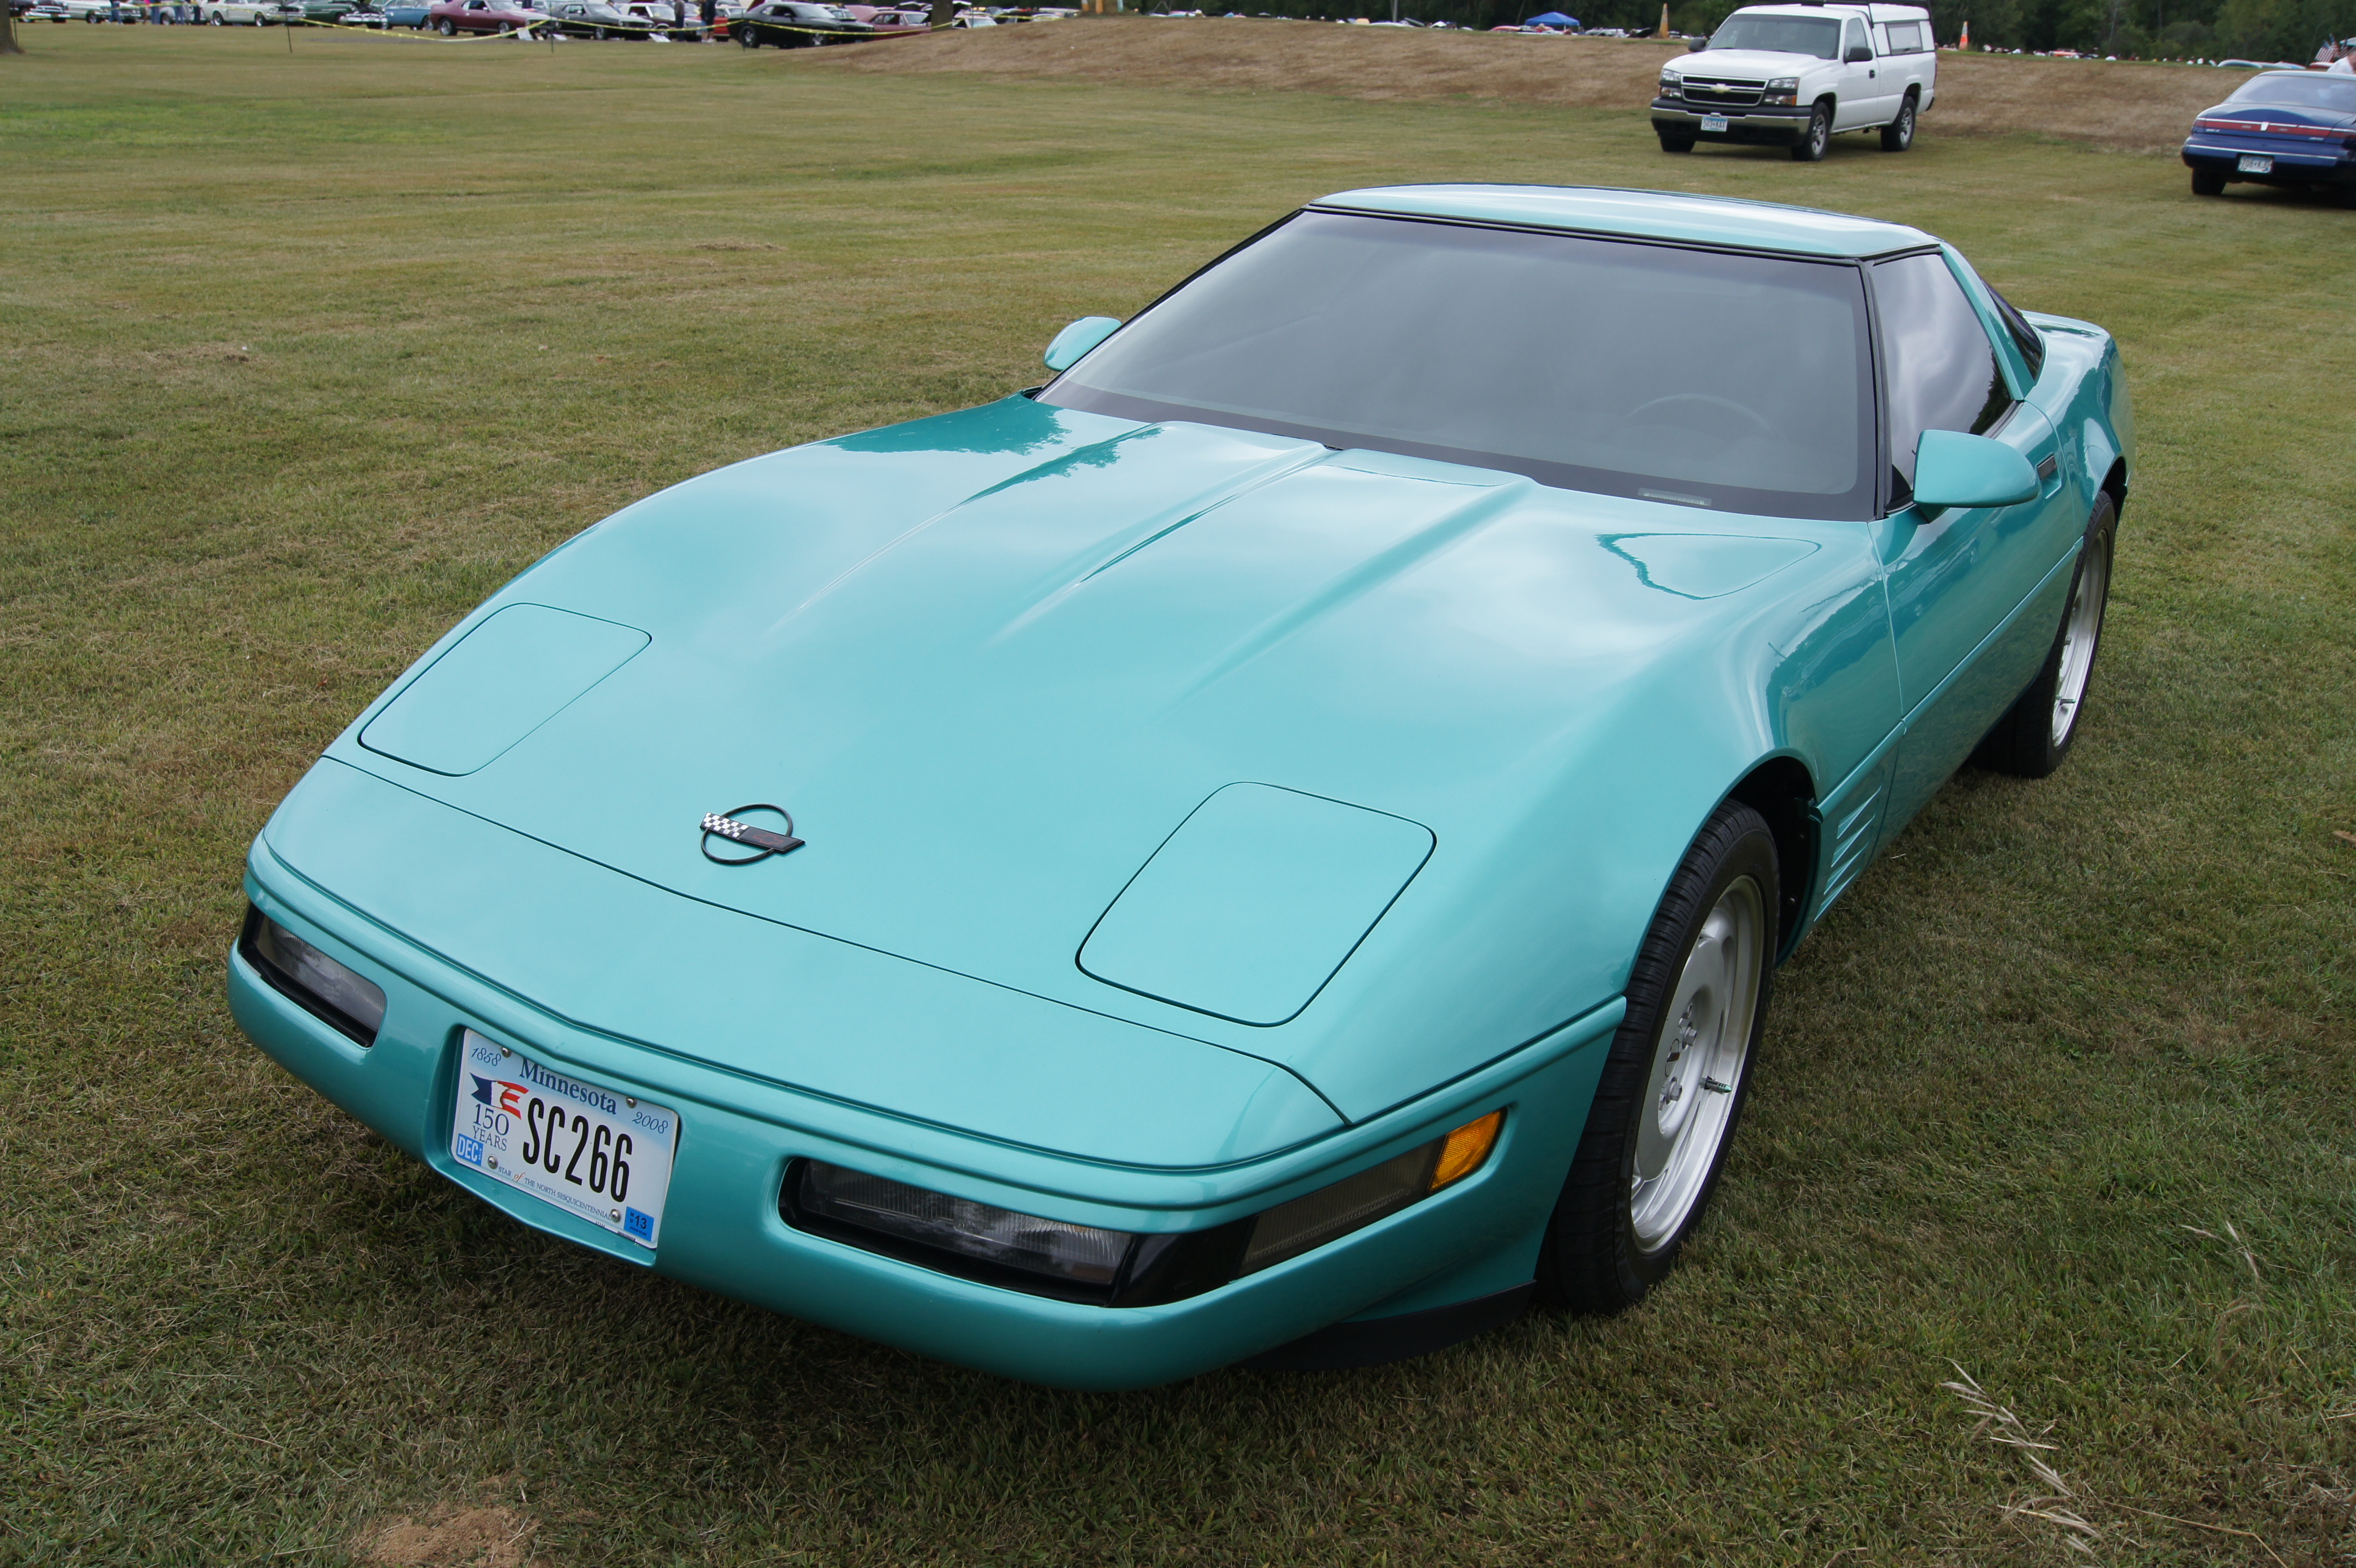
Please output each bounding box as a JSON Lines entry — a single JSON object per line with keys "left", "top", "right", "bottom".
{"left": 786, "top": 1110, "right": 1506, "bottom": 1305}
{"left": 1763, "top": 75, "right": 1800, "bottom": 104}
{"left": 1659, "top": 71, "right": 1681, "bottom": 94}
{"left": 241, "top": 907, "right": 387, "bottom": 1045}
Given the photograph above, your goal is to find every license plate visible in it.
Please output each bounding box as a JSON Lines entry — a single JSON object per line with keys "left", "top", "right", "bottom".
{"left": 450, "top": 1029, "right": 678, "bottom": 1248}
{"left": 2239, "top": 153, "right": 2272, "bottom": 174}
{"left": 1701, "top": 114, "right": 1730, "bottom": 133}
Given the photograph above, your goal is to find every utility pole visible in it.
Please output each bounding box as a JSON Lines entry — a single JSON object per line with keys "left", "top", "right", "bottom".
{"left": 2, "top": 3, "right": 22, "bottom": 54}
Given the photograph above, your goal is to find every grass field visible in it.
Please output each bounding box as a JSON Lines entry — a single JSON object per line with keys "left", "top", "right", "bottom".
{"left": 3, "top": 25, "right": 2353, "bottom": 1567}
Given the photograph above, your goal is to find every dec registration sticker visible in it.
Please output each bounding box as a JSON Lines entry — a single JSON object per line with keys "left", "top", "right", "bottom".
{"left": 450, "top": 1029, "right": 679, "bottom": 1249}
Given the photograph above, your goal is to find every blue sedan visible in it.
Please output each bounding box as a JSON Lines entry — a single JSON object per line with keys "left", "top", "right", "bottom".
{"left": 228, "top": 186, "right": 2132, "bottom": 1388}
{"left": 2183, "top": 69, "right": 2356, "bottom": 198}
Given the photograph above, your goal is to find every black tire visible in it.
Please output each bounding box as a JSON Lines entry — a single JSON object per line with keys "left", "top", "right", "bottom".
{"left": 1536, "top": 799, "right": 1777, "bottom": 1315}
{"left": 2190, "top": 168, "right": 2227, "bottom": 195}
{"left": 435, "top": 12, "right": 451, "bottom": 27}
{"left": 1789, "top": 100, "right": 1832, "bottom": 161}
{"left": 735, "top": 21, "right": 753, "bottom": 40}
{"left": 1657, "top": 132, "right": 1696, "bottom": 153}
{"left": 1973, "top": 491, "right": 2117, "bottom": 779}
{"left": 1879, "top": 91, "right": 1917, "bottom": 151}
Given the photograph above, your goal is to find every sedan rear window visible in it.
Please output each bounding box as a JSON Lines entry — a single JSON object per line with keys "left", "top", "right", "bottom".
{"left": 2227, "top": 73, "right": 2356, "bottom": 112}
{"left": 1042, "top": 211, "right": 1875, "bottom": 520}
{"left": 1705, "top": 14, "right": 1841, "bottom": 56}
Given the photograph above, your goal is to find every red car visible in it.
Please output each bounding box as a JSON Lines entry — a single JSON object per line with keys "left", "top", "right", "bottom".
{"left": 427, "top": 0, "right": 545, "bottom": 31}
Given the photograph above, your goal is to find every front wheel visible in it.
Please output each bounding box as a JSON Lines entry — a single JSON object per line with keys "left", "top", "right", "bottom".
{"left": 435, "top": 13, "right": 451, "bottom": 27}
{"left": 1536, "top": 800, "right": 1777, "bottom": 1315}
{"left": 2190, "top": 168, "right": 2226, "bottom": 195}
{"left": 736, "top": 21, "right": 754, "bottom": 40}
{"left": 1975, "top": 492, "right": 2117, "bottom": 778}
{"left": 1879, "top": 93, "right": 1916, "bottom": 151}
{"left": 1789, "top": 101, "right": 1831, "bottom": 161}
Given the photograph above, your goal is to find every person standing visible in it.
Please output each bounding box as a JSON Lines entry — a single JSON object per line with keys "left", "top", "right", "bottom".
{"left": 699, "top": 0, "right": 714, "bottom": 36}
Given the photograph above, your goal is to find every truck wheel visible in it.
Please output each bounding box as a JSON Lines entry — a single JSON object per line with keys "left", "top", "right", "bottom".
{"left": 2190, "top": 168, "right": 2226, "bottom": 195}
{"left": 1789, "top": 101, "right": 1832, "bottom": 161}
{"left": 1657, "top": 131, "right": 1696, "bottom": 153}
{"left": 1879, "top": 92, "right": 1916, "bottom": 151}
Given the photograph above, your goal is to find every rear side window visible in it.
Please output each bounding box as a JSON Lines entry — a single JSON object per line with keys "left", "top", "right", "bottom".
{"left": 1874, "top": 251, "right": 2014, "bottom": 502}
{"left": 1883, "top": 19, "right": 1925, "bottom": 50}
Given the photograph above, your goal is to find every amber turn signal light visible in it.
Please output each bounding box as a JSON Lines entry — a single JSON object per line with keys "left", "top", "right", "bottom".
{"left": 1430, "top": 1109, "right": 1505, "bottom": 1191}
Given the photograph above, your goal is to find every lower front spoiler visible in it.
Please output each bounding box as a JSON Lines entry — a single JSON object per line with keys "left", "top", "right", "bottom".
{"left": 2182, "top": 144, "right": 2356, "bottom": 190}
{"left": 228, "top": 868, "right": 1622, "bottom": 1390}
{"left": 1652, "top": 101, "right": 1813, "bottom": 146}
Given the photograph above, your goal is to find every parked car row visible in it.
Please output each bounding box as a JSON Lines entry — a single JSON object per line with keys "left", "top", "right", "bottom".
{"left": 9, "top": 0, "right": 1043, "bottom": 26}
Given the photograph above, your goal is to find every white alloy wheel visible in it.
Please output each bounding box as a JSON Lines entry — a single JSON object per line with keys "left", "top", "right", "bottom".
{"left": 2049, "top": 525, "right": 2109, "bottom": 749}
{"left": 1629, "top": 874, "right": 1764, "bottom": 1250}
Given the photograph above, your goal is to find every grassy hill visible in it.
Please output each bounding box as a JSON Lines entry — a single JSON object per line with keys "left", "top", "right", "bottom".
{"left": 815, "top": 17, "right": 2244, "bottom": 150}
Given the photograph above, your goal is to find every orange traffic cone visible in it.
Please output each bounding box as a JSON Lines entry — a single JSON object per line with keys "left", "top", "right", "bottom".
{"left": 1958, "top": 18, "right": 1970, "bottom": 48}
{"left": 1656, "top": 2, "right": 1668, "bottom": 36}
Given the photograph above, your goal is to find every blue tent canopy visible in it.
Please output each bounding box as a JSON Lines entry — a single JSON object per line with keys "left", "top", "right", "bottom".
{"left": 1524, "top": 10, "right": 1579, "bottom": 23}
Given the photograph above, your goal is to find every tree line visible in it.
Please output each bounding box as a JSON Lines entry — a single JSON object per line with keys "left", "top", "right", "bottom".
{"left": 1218, "top": 0, "right": 2352, "bottom": 60}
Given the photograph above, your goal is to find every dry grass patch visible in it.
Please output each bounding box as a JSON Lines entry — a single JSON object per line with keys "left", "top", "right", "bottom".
{"left": 358, "top": 1504, "right": 543, "bottom": 1568}
{"left": 813, "top": 18, "right": 2243, "bottom": 150}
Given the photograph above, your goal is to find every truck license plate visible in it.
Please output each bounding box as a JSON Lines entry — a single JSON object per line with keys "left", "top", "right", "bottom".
{"left": 1702, "top": 114, "right": 1730, "bottom": 132}
{"left": 2239, "top": 154, "right": 2272, "bottom": 173}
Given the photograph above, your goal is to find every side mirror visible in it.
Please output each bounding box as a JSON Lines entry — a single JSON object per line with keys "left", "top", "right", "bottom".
{"left": 1844, "top": 43, "right": 1871, "bottom": 61}
{"left": 1911, "top": 430, "right": 2039, "bottom": 509}
{"left": 1686, "top": 32, "right": 1704, "bottom": 48}
{"left": 1044, "top": 316, "right": 1121, "bottom": 373}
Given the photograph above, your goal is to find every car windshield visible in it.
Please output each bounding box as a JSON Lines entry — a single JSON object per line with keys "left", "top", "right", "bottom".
{"left": 1705, "top": 13, "right": 1841, "bottom": 56}
{"left": 2227, "top": 73, "right": 2356, "bottom": 112}
{"left": 1040, "top": 210, "right": 1875, "bottom": 520}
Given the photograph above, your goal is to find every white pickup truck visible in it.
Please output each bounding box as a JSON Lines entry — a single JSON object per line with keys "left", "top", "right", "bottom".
{"left": 1652, "top": 2, "right": 1938, "bottom": 162}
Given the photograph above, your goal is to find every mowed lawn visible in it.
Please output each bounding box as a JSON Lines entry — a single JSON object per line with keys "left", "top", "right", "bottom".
{"left": 3, "top": 26, "right": 2353, "bottom": 1566}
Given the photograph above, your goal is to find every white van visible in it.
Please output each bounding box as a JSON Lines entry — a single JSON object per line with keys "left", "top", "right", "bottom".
{"left": 1651, "top": 3, "right": 1938, "bottom": 161}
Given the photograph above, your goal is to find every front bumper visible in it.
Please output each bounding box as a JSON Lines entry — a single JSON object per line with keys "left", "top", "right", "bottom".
{"left": 2182, "top": 139, "right": 2356, "bottom": 188}
{"left": 231, "top": 827, "right": 1619, "bottom": 1389}
{"left": 1652, "top": 97, "right": 1813, "bottom": 145}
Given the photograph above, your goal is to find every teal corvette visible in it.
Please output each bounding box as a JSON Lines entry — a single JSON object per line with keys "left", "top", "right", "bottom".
{"left": 230, "top": 186, "right": 2131, "bottom": 1388}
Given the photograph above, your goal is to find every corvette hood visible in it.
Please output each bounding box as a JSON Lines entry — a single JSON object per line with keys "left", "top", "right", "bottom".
{"left": 328, "top": 398, "right": 1858, "bottom": 1116}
